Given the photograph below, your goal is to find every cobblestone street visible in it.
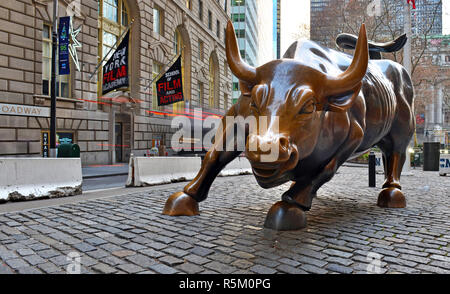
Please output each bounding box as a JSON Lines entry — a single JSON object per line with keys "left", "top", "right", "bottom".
{"left": 0, "top": 166, "right": 449, "bottom": 274}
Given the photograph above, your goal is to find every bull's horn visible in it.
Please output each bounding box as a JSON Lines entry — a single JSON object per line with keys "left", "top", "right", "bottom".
{"left": 226, "top": 20, "right": 257, "bottom": 83}
{"left": 324, "top": 24, "right": 369, "bottom": 96}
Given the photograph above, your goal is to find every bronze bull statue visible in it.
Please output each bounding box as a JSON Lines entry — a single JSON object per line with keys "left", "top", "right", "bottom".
{"left": 163, "top": 21, "right": 415, "bottom": 231}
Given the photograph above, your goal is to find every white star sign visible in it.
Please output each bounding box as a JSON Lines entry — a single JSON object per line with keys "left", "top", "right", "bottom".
{"left": 69, "top": 20, "right": 82, "bottom": 72}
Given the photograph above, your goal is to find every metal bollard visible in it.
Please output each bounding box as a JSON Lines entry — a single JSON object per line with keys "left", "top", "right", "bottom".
{"left": 369, "top": 151, "right": 376, "bottom": 187}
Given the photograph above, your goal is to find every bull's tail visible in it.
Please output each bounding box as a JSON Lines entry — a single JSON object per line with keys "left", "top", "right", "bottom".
{"left": 336, "top": 33, "right": 407, "bottom": 60}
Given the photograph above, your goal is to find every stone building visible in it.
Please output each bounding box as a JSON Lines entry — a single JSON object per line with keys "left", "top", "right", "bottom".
{"left": 0, "top": 0, "right": 232, "bottom": 164}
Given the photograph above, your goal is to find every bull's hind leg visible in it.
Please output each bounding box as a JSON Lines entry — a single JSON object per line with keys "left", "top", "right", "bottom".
{"left": 163, "top": 105, "right": 243, "bottom": 216}
{"left": 377, "top": 132, "right": 412, "bottom": 208}
{"left": 377, "top": 150, "right": 407, "bottom": 208}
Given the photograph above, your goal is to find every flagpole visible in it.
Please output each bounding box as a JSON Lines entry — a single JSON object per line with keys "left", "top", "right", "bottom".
{"left": 404, "top": 0, "right": 414, "bottom": 172}
{"left": 89, "top": 20, "right": 134, "bottom": 81}
{"left": 50, "top": 0, "right": 58, "bottom": 158}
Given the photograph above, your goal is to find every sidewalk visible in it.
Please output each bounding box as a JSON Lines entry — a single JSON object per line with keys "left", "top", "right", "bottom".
{"left": 82, "top": 164, "right": 129, "bottom": 179}
{"left": 0, "top": 166, "right": 449, "bottom": 274}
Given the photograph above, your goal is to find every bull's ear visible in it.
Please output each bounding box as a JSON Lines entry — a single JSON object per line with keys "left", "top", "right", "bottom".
{"left": 239, "top": 80, "right": 253, "bottom": 96}
{"left": 325, "top": 83, "right": 362, "bottom": 112}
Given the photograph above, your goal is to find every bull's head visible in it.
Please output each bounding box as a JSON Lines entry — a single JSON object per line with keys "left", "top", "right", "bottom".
{"left": 226, "top": 21, "right": 369, "bottom": 188}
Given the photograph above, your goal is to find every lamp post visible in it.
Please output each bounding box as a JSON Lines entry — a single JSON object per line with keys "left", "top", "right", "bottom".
{"left": 50, "top": 0, "right": 58, "bottom": 157}
{"left": 403, "top": 1, "right": 412, "bottom": 173}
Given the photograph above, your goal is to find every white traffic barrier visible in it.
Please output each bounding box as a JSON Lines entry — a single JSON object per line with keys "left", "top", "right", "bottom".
{"left": 439, "top": 154, "right": 450, "bottom": 176}
{"left": 0, "top": 158, "right": 82, "bottom": 202}
{"left": 126, "top": 157, "right": 201, "bottom": 187}
{"left": 219, "top": 156, "right": 252, "bottom": 176}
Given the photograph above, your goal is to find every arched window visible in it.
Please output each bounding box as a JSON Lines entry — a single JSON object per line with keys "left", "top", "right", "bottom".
{"left": 173, "top": 28, "right": 186, "bottom": 112}
{"left": 97, "top": 0, "right": 129, "bottom": 96}
{"left": 208, "top": 52, "right": 219, "bottom": 109}
{"left": 209, "top": 55, "right": 215, "bottom": 108}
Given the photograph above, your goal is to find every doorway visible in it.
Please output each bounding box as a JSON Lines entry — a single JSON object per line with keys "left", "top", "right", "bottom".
{"left": 115, "top": 122, "right": 123, "bottom": 162}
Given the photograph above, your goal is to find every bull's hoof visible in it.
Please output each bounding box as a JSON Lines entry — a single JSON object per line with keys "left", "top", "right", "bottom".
{"left": 264, "top": 201, "right": 307, "bottom": 231}
{"left": 377, "top": 188, "right": 406, "bottom": 208}
{"left": 162, "top": 192, "right": 199, "bottom": 216}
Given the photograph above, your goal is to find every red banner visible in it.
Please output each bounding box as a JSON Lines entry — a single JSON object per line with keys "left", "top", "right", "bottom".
{"left": 407, "top": 0, "right": 416, "bottom": 9}
{"left": 156, "top": 56, "right": 184, "bottom": 106}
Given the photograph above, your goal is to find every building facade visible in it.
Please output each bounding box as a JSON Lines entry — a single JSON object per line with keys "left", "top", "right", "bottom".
{"left": 0, "top": 0, "right": 232, "bottom": 165}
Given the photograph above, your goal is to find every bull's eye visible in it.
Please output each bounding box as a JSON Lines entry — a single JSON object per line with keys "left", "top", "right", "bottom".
{"left": 298, "top": 101, "right": 316, "bottom": 115}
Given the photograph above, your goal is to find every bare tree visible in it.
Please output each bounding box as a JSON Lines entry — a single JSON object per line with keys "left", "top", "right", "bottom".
{"left": 312, "top": 0, "right": 442, "bottom": 79}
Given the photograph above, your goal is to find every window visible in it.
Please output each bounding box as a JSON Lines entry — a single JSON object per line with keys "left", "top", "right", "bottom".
{"left": 42, "top": 24, "right": 70, "bottom": 98}
{"left": 98, "top": 0, "right": 129, "bottom": 96}
{"left": 235, "top": 29, "right": 245, "bottom": 38}
{"left": 186, "top": 0, "right": 192, "bottom": 10}
{"left": 198, "top": 40, "right": 204, "bottom": 61}
{"left": 103, "top": 0, "right": 118, "bottom": 22}
{"left": 121, "top": 1, "right": 128, "bottom": 26}
{"left": 232, "top": 13, "right": 245, "bottom": 22}
{"left": 216, "top": 20, "right": 220, "bottom": 38}
{"left": 198, "top": 0, "right": 203, "bottom": 21}
{"left": 198, "top": 82, "right": 204, "bottom": 106}
{"left": 208, "top": 10, "right": 212, "bottom": 30}
{"left": 224, "top": 93, "right": 228, "bottom": 110}
{"left": 153, "top": 6, "right": 162, "bottom": 35}
{"left": 446, "top": 55, "right": 450, "bottom": 63}
{"left": 209, "top": 55, "right": 216, "bottom": 108}
{"left": 231, "top": 0, "right": 245, "bottom": 6}
{"left": 152, "top": 61, "right": 162, "bottom": 110}
{"left": 232, "top": 82, "right": 239, "bottom": 91}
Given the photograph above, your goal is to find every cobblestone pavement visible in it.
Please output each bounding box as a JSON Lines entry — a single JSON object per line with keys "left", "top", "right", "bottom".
{"left": 0, "top": 166, "right": 449, "bottom": 274}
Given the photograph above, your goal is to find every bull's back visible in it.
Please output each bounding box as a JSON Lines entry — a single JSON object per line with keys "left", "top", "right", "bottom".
{"left": 288, "top": 40, "right": 413, "bottom": 150}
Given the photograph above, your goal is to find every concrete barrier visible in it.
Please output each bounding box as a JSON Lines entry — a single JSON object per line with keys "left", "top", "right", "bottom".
{"left": 219, "top": 156, "right": 252, "bottom": 176}
{"left": 126, "top": 157, "right": 201, "bottom": 187}
{"left": 0, "top": 158, "right": 82, "bottom": 202}
{"left": 439, "top": 154, "right": 450, "bottom": 176}
{"left": 126, "top": 156, "right": 254, "bottom": 187}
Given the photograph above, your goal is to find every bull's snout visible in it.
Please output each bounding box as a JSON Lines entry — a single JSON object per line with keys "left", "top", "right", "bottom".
{"left": 245, "top": 133, "right": 293, "bottom": 164}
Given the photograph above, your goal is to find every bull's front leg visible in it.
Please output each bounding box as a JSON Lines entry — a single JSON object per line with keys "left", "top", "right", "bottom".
{"left": 264, "top": 159, "right": 338, "bottom": 231}
{"left": 264, "top": 120, "right": 364, "bottom": 231}
{"left": 163, "top": 105, "right": 243, "bottom": 216}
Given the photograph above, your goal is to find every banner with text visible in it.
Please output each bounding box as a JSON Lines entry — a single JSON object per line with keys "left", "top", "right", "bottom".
{"left": 156, "top": 56, "right": 184, "bottom": 106}
{"left": 58, "top": 16, "right": 71, "bottom": 75}
{"left": 102, "top": 30, "right": 130, "bottom": 95}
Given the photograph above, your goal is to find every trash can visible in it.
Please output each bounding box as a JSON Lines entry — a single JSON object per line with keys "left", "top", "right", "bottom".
{"left": 423, "top": 142, "right": 440, "bottom": 171}
{"left": 57, "top": 143, "right": 80, "bottom": 158}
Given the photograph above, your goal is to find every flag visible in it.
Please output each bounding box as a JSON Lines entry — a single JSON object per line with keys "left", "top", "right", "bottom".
{"left": 156, "top": 56, "right": 184, "bottom": 106}
{"left": 102, "top": 31, "right": 130, "bottom": 95}
{"left": 407, "top": 0, "right": 416, "bottom": 9}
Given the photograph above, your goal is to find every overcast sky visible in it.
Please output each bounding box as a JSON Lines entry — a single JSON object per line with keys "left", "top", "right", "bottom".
{"left": 280, "top": 0, "right": 310, "bottom": 55}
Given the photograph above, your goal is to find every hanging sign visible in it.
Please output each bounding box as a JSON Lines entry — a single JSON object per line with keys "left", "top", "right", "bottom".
{"left": 102, "top": 31, "right": 130, "bottom": 95}
{"left": 58, "top": 16, "right": 71, "bottom": 75}
{"left": 156, "top": 56, "right": 184, "bottom": 106}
